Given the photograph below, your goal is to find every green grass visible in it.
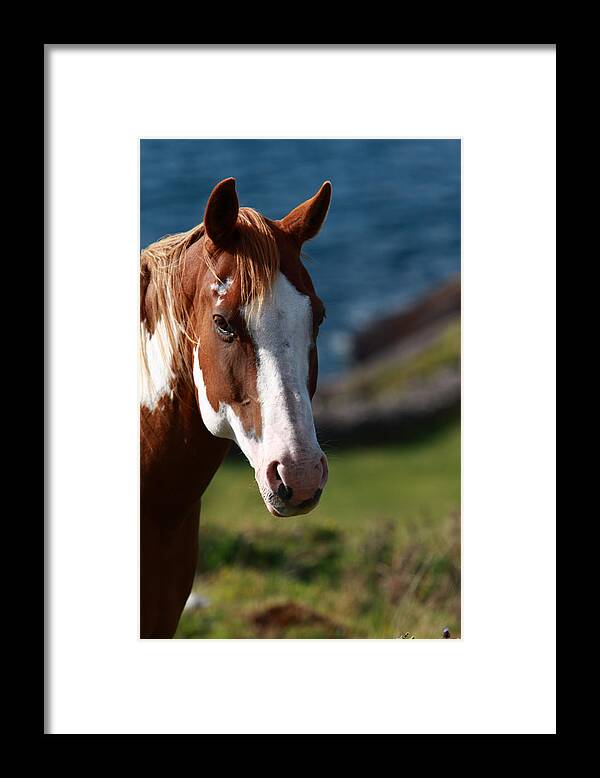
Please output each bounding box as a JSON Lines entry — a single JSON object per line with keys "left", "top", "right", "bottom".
{"left": 175, "top": 420, "right": 461, "bottom": 639}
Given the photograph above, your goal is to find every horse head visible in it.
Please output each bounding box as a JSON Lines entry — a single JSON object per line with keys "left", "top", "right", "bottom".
{"left": 189, "top": 178, "right": 331, "bottom": 517}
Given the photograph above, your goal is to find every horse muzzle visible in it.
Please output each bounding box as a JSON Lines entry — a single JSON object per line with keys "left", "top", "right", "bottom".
{"left": 259, "top": 453, "right": 328, "bottom": 517}
{"left": 266, "top": 487, "right": 324, "bottom": 517}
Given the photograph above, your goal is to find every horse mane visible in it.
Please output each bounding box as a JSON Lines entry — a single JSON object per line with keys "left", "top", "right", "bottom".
{"left": 140, "top": 208, "right": 280, "bottom": 393}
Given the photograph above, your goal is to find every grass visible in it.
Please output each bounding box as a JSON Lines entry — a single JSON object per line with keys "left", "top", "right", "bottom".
{"left": 175, "top": 419, "right": 461, "bottom": 639}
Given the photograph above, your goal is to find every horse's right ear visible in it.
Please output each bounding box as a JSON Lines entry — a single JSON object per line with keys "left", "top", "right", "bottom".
{"left": 279, "top": 181, "right": 332, "bottom": 245}
{"left": 204, "top": 177, "right": 239, "bottom": 247}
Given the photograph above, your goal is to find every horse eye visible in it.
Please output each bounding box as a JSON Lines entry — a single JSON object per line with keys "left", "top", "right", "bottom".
{"left": 213, "top": 314, "right": 235, "bottom": 339}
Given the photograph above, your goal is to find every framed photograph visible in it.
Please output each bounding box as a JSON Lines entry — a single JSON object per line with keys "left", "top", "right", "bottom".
{"left": 46, "top": 44, "right": 556, "bottom": 734}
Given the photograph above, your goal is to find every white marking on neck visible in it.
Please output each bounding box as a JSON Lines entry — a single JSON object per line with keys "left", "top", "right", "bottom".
{"left": 139, "top": 317, "right": 175, "bottom": 411}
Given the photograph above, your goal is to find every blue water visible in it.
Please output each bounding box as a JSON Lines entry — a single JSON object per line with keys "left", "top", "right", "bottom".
{"left": 141, "top": 140, "right": 460, "bottom": 376}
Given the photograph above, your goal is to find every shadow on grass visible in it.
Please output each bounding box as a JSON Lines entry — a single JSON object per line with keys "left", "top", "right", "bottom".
{"left": 198, "top": 524, "right": 343, "bottom": 584}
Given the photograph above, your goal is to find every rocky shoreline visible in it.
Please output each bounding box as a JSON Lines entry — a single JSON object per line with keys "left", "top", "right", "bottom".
{"left": 313, "top": 275, "right": 461, "bottom": 446}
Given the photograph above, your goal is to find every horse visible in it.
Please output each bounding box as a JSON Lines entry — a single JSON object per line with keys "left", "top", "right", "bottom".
{"left": 140, "top": 177, "right": 332, "bottom": 638}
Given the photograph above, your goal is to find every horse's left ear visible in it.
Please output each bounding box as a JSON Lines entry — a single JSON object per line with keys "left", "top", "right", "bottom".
{"left": 280, "top": 181, "right": 332, "bottom": 244}
{"left": 204, "top": 177, "right": 240, "bottom": 248}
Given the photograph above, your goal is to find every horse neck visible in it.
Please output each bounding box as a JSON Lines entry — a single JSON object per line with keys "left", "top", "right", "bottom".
{"left": 141, "top": 383, "right": 229, "bottom": 515}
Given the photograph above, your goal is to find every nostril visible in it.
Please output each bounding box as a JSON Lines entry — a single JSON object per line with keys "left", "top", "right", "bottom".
{"left": 266, "top": 461, "right": 282, "bottom": 490}
{"left": 277, "top": 483, "right": 293, "bottom": 502}
{"left": 296, "top": 489, "right": 323, "bottom": 510}
{"left": 267, "top": 461, "right": 292, "bottom": 501}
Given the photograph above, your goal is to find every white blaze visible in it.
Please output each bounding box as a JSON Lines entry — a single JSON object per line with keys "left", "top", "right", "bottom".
{"left": 244, "top": 272, "right": 320, "bottom": 466}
